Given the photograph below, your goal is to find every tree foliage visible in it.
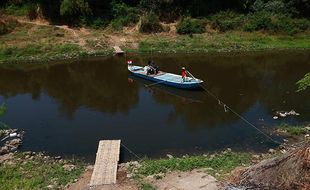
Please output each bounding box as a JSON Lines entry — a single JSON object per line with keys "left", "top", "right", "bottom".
{"left": 1, "top": 0, "right": 309, "bottom": 27}
{"left": 60, "top": 0, "right": 90, "bottom": 16}
{"left": 111, "top": 0, "right": 140, "bottom": 30}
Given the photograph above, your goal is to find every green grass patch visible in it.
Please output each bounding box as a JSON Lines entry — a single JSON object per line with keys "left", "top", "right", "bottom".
{"left": 277, "top": 123, "right": 309, "bottom": 136}
{"left": 136, "top": 152, "right": 251, "bottom": 177}
{"left": 296, "top": 73, "right": 310, "bottom": 92}
{"left": 0, "top": 43, "right": 84, "bottom": 63}
{"left": 138, "top": 33, "right": 310, "bottom": 53}
{"left": 0, "top": 153, "right": 85, "bottom": 190}
{"left": 0, "top": 103, "right": 7, "bottom": 118}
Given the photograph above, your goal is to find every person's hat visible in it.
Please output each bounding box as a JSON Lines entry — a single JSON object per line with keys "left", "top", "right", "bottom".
{"left": 182, "top": 67, "right": 185, "bottom": 70}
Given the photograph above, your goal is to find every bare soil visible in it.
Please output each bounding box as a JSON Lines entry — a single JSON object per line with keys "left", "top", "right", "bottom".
{"left": 149, "top": 169, "right": 222, "bottom": 190}
{"left": 66, "top": 165, "right": 139, "bottom": 190}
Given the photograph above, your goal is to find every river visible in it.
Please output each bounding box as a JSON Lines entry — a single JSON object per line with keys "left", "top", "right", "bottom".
{"left": 0, "top": 50, "right": 309, "bottom": 162}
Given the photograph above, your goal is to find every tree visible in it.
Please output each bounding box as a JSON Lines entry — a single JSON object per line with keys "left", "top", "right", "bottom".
{"left": 60, "top": 0, "right": 91, "bottom": 17}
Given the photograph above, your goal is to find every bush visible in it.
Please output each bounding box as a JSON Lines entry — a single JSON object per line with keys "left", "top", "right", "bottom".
{"left": 111, "top": 0, "right": 140, "bottom": 30}
{"left": 111, "top": 18, "right": 124, "bottom": 30}
{"left": 294, "top": 19, "right": 310, "bottom": 31}
{"left": 244, "top": 11, "right": 272, "bottom": 32}
{"left": 139, "top": 12, "right": 163, "bottom": 33}
{"left": 60, "top": 0, "right": 91, "bottom": 17}
{"left": 91, "top": 18, "right": 107, "bottom": 29}
{"left": 210, "top": 11, "right": 245, "bottom": 32}
{"left": 269, "top": 15, "right": 298, "bottom": 35}
{"left": 244, "top": 12, "right": 310, "bottom": 35}
{"left": 3, "top": 3, "right": 35, "bottom": 16}
{"left": 176, "top": 17, "right": 205, "bottom": 35}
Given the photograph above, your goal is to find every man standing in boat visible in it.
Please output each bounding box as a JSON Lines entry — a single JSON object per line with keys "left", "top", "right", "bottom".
{"left": 181, "top": 67, "right": 187, "bottom": 82}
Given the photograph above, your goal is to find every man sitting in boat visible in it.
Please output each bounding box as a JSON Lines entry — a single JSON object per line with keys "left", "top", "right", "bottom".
{"left": 145, "top": 60, "right": 159, "bottom": 75}
{"left": 181, "top": 67, "right": 187, "bottom": 82}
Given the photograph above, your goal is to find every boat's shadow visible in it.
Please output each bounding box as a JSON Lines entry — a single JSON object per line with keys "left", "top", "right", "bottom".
{"left": 128, "top": 74, "right": 205, "bottom": 103}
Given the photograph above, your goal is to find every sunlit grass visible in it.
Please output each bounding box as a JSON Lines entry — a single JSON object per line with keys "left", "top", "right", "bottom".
{"left": 136, "top": 151, "right": 252, "bottom": 178}
{"left": 277, "top": 123, "right": 309, "bottom": 136}
{"left": 138, "top": 32, "right": 310, "bottom": 53}
{"left": 0, "top": 153, "right": 85, "bottom": 190}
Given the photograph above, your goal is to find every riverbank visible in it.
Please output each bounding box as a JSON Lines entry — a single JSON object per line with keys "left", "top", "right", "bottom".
{"left": 70, "top": 124, "right": 309, "bottom": 190}
{"left": 0, "top": 124, "right": 309, "bottom": 190}
{"left": 1, "top": 15, "right": 310, "bottom": 64}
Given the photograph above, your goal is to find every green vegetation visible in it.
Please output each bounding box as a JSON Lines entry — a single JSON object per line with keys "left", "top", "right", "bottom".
{"left": 111, "top": 0, "right": 140, "bottom": 30}
{"left": 139, "top": 12, "right": 163, "bottom": 33}
{"left": 278, "top": 123, "right": 310, "bottom": 136}
{"left": 0, "top": 103, "right": 6, "bottom": 118}
{"left": 137, "top": 180, "right": 156, "bottom": 190}
{"left": 210, "top": 11, "right": 245, "bottom": 32}
{"left": 0, "top": 103, "right": 8, "bottom": 129}
{"left": 0, "top": 43, "right": 84, "bottom": 62}
{"left": 136, "top": 151, "right": 251, "bottom": 177}
{"left": 208, "top": 10, "right": 310, "bottom": 35}
{"left": 137, "top": 33, "right": 310, "bottom": 53}
{"left": 0, "top": 153, "right": 85, "bottom": 190}
{"left": 176, "top": 17, "right": 205, "bottom": 35}
{"left": 1, "top": 2, "right": 36, "bottom": 16}
{"left": 60, "top": 0, "right": 90, "bottom": 17}
{"left": 296, "top": 73, "right": 310, "bottom": 92}
{"left": 243, "top": 11, "right": 310, "bottom": 35}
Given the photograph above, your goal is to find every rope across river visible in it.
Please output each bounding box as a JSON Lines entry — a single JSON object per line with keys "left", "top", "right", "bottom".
{"left": 198, "top": 82, "right": 281, "bottom": 145}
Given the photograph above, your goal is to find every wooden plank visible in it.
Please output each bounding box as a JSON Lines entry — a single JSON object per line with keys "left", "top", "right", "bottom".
{"left": 90, "top": 140, "right": 121, "bottom": 186}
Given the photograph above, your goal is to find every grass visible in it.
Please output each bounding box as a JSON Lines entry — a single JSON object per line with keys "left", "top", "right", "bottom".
{"left": 0, "top": 103, "right": 8, "bottom": 129}
{"left": 0, "top": 104, "right": 6, "bottom": 118}
{"left": 140, "top": 182, "right": 156, "bottom": 190}
{"left": 296, "top": 73, "right": 310, "bottom": 92}
{"left": 137, "top": 32, "right": 310, "bottom": 53}
{"left": 277, "top": 123, "right": 310, "bottom": 136}
{"left": 0, "top": 43, "right": 86, "bottom": 63}
{"left": 136, "top": 151, "right": 252, "bottom": 178}
{"left": 0, "top": 153, "right": 85, "bottom": 190}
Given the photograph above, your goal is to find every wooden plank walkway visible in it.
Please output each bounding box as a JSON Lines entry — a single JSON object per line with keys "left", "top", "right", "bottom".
{"left": 90, "top": 140, "right": 121, "bottom": 186}
{"left": 113, "top": 46, "right": 125, "bottom": 55}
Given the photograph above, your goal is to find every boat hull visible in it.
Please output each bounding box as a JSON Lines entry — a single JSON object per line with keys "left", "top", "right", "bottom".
{"left": 128, "top": 66, "right": 203, "bottom": 90}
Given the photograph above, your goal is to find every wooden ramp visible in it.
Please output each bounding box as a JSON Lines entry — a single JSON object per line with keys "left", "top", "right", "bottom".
{"left": 113, "top": 46, "right": 124, "bottom": 55}
{"left": 90, "top": 140, "right": 121, "bottom": 186}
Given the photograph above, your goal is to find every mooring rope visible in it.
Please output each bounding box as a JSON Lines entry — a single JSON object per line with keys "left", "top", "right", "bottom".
{"left": 199, "top": 84, "right": 281, "bottom": 145}
{"left": 121, "top": 142, "right": 142, "bottom": 160}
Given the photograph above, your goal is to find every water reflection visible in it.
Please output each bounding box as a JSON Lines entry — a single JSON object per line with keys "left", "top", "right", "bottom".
{"left": 0, "top": 51, "right": 309, "bottom": 161}
{"left": 0, "top": 57, "right": 139, "bottom": 117}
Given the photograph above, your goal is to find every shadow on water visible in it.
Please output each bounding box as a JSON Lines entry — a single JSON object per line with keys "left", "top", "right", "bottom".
{"left": 0, "top": 50, "right": 309, "bottom": 161}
